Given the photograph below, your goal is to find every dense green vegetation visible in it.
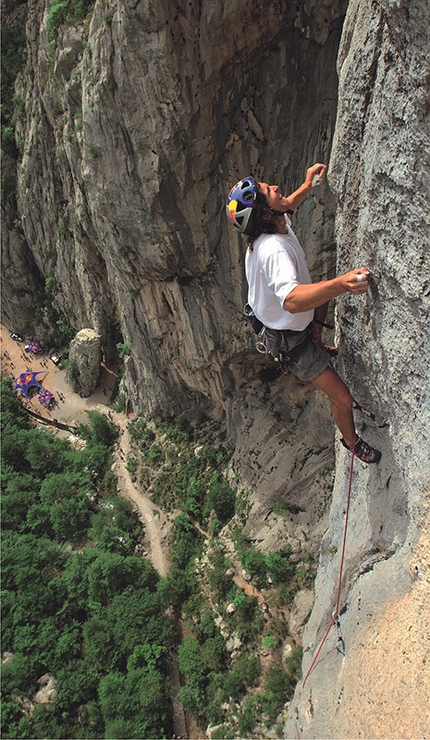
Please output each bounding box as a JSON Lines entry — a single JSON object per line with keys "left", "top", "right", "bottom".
{"left": 2, "top": 382, "right": 308, "bottom": 738}
{"left": 128, "top": 416, "right": 306, "bottom": 735}
{"left": 1, "top": 380, "right": 172, "bottom": 739}
{"left": 127, "top": 416, "right": 235, "bottom": 531}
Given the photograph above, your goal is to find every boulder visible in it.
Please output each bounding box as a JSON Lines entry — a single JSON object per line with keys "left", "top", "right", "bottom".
{"left": 67, "top": 328, "right": 101, "bottom": 397}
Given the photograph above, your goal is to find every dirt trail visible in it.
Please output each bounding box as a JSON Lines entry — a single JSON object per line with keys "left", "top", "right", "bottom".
{"left": 114, "top": 427, "right": 172, "bottom": 578}
{"left": 2, "top": 325, "right": 295, "bottom": 737}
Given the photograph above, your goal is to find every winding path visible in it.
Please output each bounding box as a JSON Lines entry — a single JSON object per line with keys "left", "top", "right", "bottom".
{"left": 111, "top": 433, "right": 187, "bottom": 738}
{"left": 2, "top": 326, "right": 295, "bottom": 739}
{"left": 113, "top": 428, "right": 172, "bottom": 577}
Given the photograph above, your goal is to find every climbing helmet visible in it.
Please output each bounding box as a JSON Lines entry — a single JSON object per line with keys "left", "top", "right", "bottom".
{"left": 226, "top": 176, "right": 257, "bottom": 234}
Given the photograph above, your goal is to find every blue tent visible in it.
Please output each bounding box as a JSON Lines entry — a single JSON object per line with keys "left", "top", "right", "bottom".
{"left": 13, "top": 370, "right": 46, "bottom": 399}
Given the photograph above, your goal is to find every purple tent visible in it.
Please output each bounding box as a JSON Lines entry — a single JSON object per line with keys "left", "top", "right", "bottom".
{"left": 13, "top": 370, "right": 46, "bottom": 399}
{"left": 25, "top": 341, "right": 43, "bottom": 353}
{"left": 38, "top": 389, "right": 54, "bottom": 406}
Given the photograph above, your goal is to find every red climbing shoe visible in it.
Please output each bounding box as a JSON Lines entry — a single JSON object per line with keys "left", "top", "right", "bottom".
{"left": 341, "top": 436, "right": 381, "bottom": 464}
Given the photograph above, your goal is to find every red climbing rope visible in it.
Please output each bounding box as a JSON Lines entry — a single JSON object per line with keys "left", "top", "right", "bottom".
{"left": 302, "top": 442, "right": 356, "bottom": 688}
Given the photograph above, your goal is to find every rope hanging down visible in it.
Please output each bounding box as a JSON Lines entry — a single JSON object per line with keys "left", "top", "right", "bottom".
{"left": 302, "top": 445, "right": 356, "bottom": 688}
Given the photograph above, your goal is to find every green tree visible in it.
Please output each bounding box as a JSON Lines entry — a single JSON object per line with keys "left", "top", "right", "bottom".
{"left": 178, "top": 673, "right": 207, "bottom": 713}
{"left": 46, "top": 0, "right": 95, "bottom": 41}
{"left": 107, "top": 587, "right": 170, "bottom": 660}
{"left": 99, "top": 667, "right": 171, "bottom": 739}
{"left": 38, "top": 471, "right": 94, "bottom": 542}
{"left": 30, "top": 705, "right": 64, "bottom": 739}
{"left": 201, "top": 634, "right": 228, "bottom": 672}
{"left": 1, "top": 428, "right": 33, "bottom": 473}
{"left": 206, "top": 472, "right": 235, "bottom": 523}
{"left": 59, "top": 548, "right": 97, "bottom": 615}
{"left": 172, "top": 513, "right": 203, "bottom": 569}
{"left": 82, "top": 616, "right": 119, "bottom": 672}
{"left": 1, "top": 652, "right": 36, "bottom": 695}
{"left": 50, "top": 493, "right": 92, "bottom": 542}
{"left": 85, "top": 410, "right": 118, "bottom": 447}
{"left": 74, "top": 442, "right": 111, "bottom": 479}
{"left": 24, "top": 431, "right": 73, "bottom": 476}
{"left": 224, "top": 654, "right": 261, "bottom": 700}
{"left": 261, "top": 663, "right": 293, "bottom": 722}
{"left": 178, "top": 635, "right": 204, "bottom": 677}
{"left": 182, "top": 476, "right": 203, "bottom": 519}
{"left": 157, "top": 566, "right": 197, "bottom": 607}
{"left": 264, "top": 550, "right": 294, "bottom": 585}
{"left": 1, "top": 379, "right": 29, "bottom": 430}
{"left": 1, "top": 472, "right": 40, "bottom": 532}
{"left": 87, "top": 551, "right": 158, "bottom": 606}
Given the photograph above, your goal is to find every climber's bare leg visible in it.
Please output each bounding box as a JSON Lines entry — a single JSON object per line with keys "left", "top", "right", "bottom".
{"left": 310, "top": 366, "right": 355, "bottom": 446}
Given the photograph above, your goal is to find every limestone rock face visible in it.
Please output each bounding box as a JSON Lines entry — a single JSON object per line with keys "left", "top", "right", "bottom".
{"left": 285, "top": 0, "right": 430, "bottom": 736}
{"left": 3, "top": 0, "right": 345, "bottom": 414}
{"left": 68, "top": 328, "right": 101, "bottom": 396}
{"left": 289, "top": 589, "right": 315, "bottom": 636}
{"left": 32, "top": 674, "right": 58, "bottom": 705}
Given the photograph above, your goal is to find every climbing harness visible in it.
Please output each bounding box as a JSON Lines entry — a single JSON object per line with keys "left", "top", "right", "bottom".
{"left": 244, "top": 303, "right": 312, "bottom": 369}
{"left": 302, "top": 443, "right": 356, "bottom": 688}
{"left": 245, "top": 307, "right": 389, "bottom": 431}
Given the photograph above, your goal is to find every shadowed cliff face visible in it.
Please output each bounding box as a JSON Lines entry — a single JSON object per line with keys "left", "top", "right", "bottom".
{"left": 2, "top": 0, "right": 429, "bottom": 734}
{"left": 2, "top": 0, "right": 345, "bottom": 417}
{"left": 2, "top": 0, "right": 346, "bottom": 560}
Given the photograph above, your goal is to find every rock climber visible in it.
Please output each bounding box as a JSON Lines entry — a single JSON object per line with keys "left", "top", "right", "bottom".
{"left": 225, "top": 164, "right": 381, "bottom": 464}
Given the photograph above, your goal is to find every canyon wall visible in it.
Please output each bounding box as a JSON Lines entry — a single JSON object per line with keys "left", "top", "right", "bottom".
{"left": 2, "top": 0, "right": 429, "bottom": 736}
{"left": 286, "top": 0, "right": 430, "bottom": 735}
{"left": 2, "top": 0, "right": 347, "bottom": 556}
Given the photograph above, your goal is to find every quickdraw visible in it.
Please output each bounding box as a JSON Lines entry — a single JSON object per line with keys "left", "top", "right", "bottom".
{"left": 353, "top": 400, "right": 389, "bottom": 428}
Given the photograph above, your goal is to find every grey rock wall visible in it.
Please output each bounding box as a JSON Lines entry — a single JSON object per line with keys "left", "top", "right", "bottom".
{"left": 4, "top": 0, "right": 345, "bottom": 416}
{"left": 286, "top": 0, "right": 430, "bottom": 735}
{"left": 68, "top": 327, "right": 101, "bottom": 396}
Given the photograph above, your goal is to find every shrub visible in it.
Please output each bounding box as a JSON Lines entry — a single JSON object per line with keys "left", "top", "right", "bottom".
{"left": 47, "top": 0, "right": 94, "bottom": 41}
{"left": 262, "top": 634, "right": 279, "bottom": 650}
{"left": 264, "top": 549, "right": 294, "bottom": 585}
{"left": 223, "top": 654, "right": 261, "bottom": 700}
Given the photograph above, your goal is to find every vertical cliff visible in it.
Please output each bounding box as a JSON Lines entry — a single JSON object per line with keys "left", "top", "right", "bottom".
{"left": 2, "top": 0, "right": 429, "bottom": 735}
{"left": 2, "top": 0, "right": 347, "bottom": 557}
{"left": 286, "top": 0, "right": 430, "bottom": 735}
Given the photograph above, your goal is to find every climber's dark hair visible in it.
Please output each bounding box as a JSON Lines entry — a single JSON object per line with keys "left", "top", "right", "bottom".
{"left": 246, "top": 188, "right": 284, "bottom": 249}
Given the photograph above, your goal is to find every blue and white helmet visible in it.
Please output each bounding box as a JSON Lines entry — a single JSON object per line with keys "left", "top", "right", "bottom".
{"left": 226, "top": 176, "right": 257, "bottom": 234}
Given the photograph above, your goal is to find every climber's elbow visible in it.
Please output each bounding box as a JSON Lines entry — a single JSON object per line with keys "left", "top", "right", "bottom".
{"left": 283, "top": 288, "right": 300, "bottom": 314}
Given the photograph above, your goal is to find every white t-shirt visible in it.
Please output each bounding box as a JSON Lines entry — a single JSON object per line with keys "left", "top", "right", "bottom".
{"left": 245, "top": 215, "right": 314, "bottom": 330}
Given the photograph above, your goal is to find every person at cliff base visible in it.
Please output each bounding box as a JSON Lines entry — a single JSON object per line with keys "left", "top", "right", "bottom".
{"left": 225, "top": 164, "right": 381, "bottom": 464}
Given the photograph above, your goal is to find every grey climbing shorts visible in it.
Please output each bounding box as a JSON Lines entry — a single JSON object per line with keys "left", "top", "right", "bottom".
{"left": 283, "top": 329, "right": 331, "bottom": 382}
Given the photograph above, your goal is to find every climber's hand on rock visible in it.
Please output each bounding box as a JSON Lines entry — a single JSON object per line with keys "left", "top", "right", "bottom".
{"left": 343, "top": 268, "right": 370, "bottom": 295}
{"left": 305, "top": 163, "right": 327, "bottom": 189}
